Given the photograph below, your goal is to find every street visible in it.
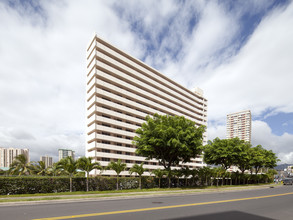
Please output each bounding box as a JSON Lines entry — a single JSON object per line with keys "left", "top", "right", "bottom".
{"left": 0, "top": 186, "right": 292, "bottom": 220}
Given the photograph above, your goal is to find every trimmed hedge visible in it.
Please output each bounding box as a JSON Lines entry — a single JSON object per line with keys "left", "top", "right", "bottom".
{"left": 0, "top": 176, "right": 156, "bottom": 195}
{"left": 0, "top": 174, "right": 273, "bottom": 195}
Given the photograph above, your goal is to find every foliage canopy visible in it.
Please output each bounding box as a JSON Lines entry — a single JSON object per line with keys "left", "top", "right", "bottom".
{"left": 133, "top": 114, "right": 205, "bottom": 170}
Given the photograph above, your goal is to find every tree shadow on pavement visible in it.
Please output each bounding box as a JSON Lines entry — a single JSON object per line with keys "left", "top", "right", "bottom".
{"left": 165, "top": 210, "right": 274, "bottom": 220}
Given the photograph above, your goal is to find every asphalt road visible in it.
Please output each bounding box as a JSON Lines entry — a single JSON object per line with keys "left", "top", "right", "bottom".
{"left": 1, "top": 186, "right": 293, "bottom": 220}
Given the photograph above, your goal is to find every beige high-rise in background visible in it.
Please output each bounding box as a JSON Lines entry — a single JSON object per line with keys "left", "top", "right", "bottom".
{"left": 58, "top": 149, "right": 75, "bottom": 161}
{"left": 0, "top": 147, "right": 29, "bottom": 168}
{"left": 226, "top": 110, "right": 251, "bottom": 142}
{"left": 86, "top": 35, "right": 208, "bottom": 176}
{"left": 40, "top": 155, "right": 53, "bottom": 168}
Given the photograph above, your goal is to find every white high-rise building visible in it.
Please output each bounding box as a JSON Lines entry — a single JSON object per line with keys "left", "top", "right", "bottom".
{"left": 86, "top": 35, "right": 208, "bottom": 176}
{"left": 40, "top": 155, "right": 53, "bottom": 168}
{"left": 0, "top": 147, "right": 29, "bottom": 168}
{"left": 58, "top": 149, "right": 75, "bottom": 161}
{"left": 226, "top": 110, "right": 251, "bottom": 142}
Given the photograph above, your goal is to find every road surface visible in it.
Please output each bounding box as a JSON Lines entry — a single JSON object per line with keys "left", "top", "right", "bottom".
{"left": 0, "top": 185, "right": 292, "bottom": 220}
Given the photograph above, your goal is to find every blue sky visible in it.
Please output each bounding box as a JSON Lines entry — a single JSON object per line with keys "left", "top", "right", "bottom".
{"left": 255, "top": 112, "right": 293, "bottom": 136}
{"left": 0, "top": 0, "right": 292, "bottom": 163}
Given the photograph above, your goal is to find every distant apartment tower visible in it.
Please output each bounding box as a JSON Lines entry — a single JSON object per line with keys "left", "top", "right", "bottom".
{"left": 227, "top": 110, "right": 251, "bottom": 142}
{"left": 40, "top": 155, "right": 53, "bottom": 168}
{"left": 58, "top": 149, "right": 75, "bottom": 161}
{"left": 86, "top": 35, "right": 208, "bottom": 176}
{"left": 0, "top": 147, "right": 29, "bottom": 168}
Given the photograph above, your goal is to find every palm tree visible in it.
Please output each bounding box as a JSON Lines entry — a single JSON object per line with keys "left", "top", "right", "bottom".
{"left": 197, "top": 167, "right": 205, "bottom": 186}
{"left": 0, "top": 168, "right": 8, "bottom": 176}
{"left": 9, "top": 154, "right": 32, "bottom": 176}
{"left": 129, "top": 163, "right": 147, "bottom": 189}
{"left": 181, "top": 167, "right": 191, "bottom": 187}
{"left": 165, "top": 168, "right": 173, "bottom": 188}
{"left": 31, "top": 161, "right": 47, "bottom": 176}
{"left": 173, "top": 169, "right": 183, "bottom": 187}
{"left": 46, "top": 163, "right": 62, "bottom": 176}
{"left": 213, "top": 167, "right": 225, "bottom": 187}
{"left": 107, "top": 159, "right": 126, "bottom": 190}
{"left": 190, "top": 169, "right": 198, "bottom": 186}
{"left": 77, "top": 157, "right": 102, "bottom": 192}
{"left": 57, "top": 156, "right": 77, "bottom": 192}
{"left": 151, "top": 169, "right": 166, "bottom": 188}
{"left": 201, "top": 166, "right": 212, "bottom": 186}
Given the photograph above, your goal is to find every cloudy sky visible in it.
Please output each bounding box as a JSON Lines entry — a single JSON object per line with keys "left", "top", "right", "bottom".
{"left": 0, "top": 0, "right": 292, "bottom": 163}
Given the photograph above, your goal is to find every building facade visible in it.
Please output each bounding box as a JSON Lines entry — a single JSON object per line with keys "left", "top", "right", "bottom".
{"left": 58, "top": 149, "right": 75, "bottom": 161}
{"left": 0, "top": 147, "right": 29, "bottom": 169}
{"left": 40, "top": 155, "right": 53, "bottom": 168}
{"left": 86, "top": 35, "right": 208, "bottom": 176}
{"left": 226, "top": 110, "right": 251, "bottom": 142}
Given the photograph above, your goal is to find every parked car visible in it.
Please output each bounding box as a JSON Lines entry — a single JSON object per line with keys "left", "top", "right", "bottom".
{"left": 283, "top": 178, "right": 293, "bottom": 185}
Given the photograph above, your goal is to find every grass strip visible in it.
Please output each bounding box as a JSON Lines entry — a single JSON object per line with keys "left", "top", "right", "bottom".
{"left": 0, "top": 183, "right": 278, "bottom": 203}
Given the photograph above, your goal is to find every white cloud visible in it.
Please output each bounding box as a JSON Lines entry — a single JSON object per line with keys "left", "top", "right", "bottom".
{"left": 206, "top": 123, "right": 226, "bottom": 141}
{"left": 0, "top": 0, "right": 143, "bottom": 161}
{"left": 200, "top": 2, "right": 293, "bottom": 120}
{"left": 252, "top": 121, "right": 293, "bottom": 163}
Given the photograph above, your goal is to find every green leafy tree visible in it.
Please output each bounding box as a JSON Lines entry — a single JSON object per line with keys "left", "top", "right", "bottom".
{"left": 9, "top": 154, "right": 32, "bottom": 176}
{"left": 203, "top": 137, "right": 253, "bottom": 178}
{"left": 129, "top": 163, "right": 147, "bottom": 189}
{"left": 151, "top": 169, "right": 166, "bottom": 188}
{"left": 249, "top": 145, "right": 266, "bottom": 175}
{"left": 77, "top": 157, "right": 102, "bottom": 192}
{"left": 57, "top": 156, "right": 77, "bottom": 192}
{"left": 233, "top": 140, "right": 252, "bottom": 174}
{"left": 107, "top": 159, "right": 127, "bottom": 190}
{"left": 267, "top": 169, "right": 278, "bottom": 183}
{"left": 203, "top": 138, "right": 235, "bottom": 170}
{"left": 264, "top": 150, "right": 279, "bottom": 170}
{"left": 134, "top": 114, "right": 205, "bottom": 187}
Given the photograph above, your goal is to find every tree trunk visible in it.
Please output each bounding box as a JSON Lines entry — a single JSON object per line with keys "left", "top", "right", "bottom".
{"left": 86, "top": 177, "right": 89, "bottom": 192}
{"left": 139, "top": 176, "right": 142, "bottom": 189}
{"left": 159, "top": 178, "right": 161, "bottom": 188}
{"left": 116, "top": 175, "right": 119, "bottom": 190}
{"left": 86, "top": 171, "right": 89, "bottom": 192}
{"left": 70, "top": 176, "right": 72, "bottom": 192}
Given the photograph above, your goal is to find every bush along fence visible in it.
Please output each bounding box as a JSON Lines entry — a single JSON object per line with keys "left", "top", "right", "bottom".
{"left": 0, "top": 173, "right": 274, "bottom": 195}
